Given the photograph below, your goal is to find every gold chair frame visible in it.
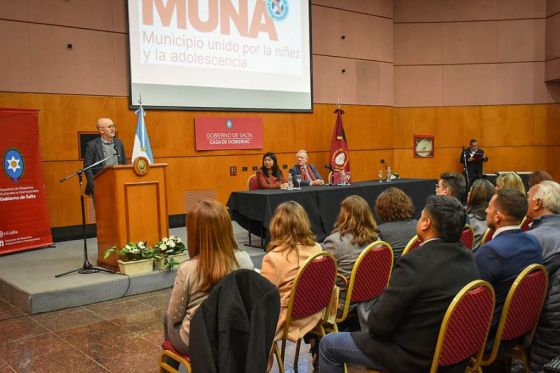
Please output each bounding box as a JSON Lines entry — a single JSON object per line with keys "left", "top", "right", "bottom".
{"left": 273, "top": 251, "right": 338, "bottom": 373}
{"left": 159, "top": 348, "right": 191, "bottom": 373}
{"left": 481, "top": 263, "right": 548, "bottom": 368}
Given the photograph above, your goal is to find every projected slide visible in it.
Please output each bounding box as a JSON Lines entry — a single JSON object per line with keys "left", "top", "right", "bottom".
{"left": 128, "top": 0, "right": 312, "bottom": 111}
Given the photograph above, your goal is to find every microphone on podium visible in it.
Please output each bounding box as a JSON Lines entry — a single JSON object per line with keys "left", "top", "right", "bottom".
{"left": 114, "top": 144, "right": 119, "bottom": 162}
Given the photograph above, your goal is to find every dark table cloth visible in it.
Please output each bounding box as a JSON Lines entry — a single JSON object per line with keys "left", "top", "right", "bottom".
{"left": 227, "top": 178, "right": 437, "bottom": 244}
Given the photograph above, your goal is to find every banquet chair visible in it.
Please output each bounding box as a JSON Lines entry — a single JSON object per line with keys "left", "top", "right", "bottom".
{"left": 274, "top": 252, "right": 337, "bottom": 373}
{"left": 519, "top": 216, "right": 533, "bottom": 231}
{"left": 247, "top": 174, "right": 259, "bottom": 190}
{"left": 368, "top": 280, "right": 495, "bottom": 373}
{"left": 245, "top": 174, "right": 265, "bottom": 248}
{"left": 336, "top": 241, "right": 394, "bottom": 324}
{"left": 481, "top": 264, "right": 549, "bottom": 369}
{"left": 460, "top": 224, "right": 476, "bottom": 249}
{"left": 401, "top": 235, "right": 422, "bottom": 256}
{"left": 480, "top": 228, "right": 495, "bottom": 245}
{"left": 160, "top": 340, "right": 191, "bottom": 373}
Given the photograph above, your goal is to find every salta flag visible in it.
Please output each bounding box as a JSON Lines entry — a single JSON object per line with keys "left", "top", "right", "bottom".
{"left": 329, "top": 108, "right": 350, "bottom": 184}
{"left": 131, "top": 105, "right": 154, "bottom": 164}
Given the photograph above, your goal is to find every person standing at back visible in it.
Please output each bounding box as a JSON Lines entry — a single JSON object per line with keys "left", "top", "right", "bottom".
{"left": 460, "top": 138, "right": 488, "bottom": 187}
{"left": 83, "top": 117, "right": 126, "bottom": 197}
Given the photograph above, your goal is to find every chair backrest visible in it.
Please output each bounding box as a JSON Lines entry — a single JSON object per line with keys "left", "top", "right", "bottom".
{"left": 431, "top": 280, "right": 495, "bottom": 373}
{"left": 285, "top": 252, "right": 337, "bottom": 322}
{"left": 247, "top": 174, "right": 259, "bottom": 190}
{"left": 337, "top": 241, "right": 394, "bottom": 322}
{"left": 480, "top": 227, "right": 495, "bottom": 245}
{"left": 484, "top": 264, "right": 549, "bottom": 365}
{"left": 519, "top": 216, "right": 533, "bottom": 231}
{"left": 402, "top": 235, "right": 422, "bottom": 256}
{"left": 460, "top": 225, "right": 475, "bottom": 249}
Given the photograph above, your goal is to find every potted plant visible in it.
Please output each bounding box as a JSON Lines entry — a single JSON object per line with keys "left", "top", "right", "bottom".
{"left": 103, "top": 241, "right": 155, "bottom": 275}
{"left": 154, "top": 235, "right": 188, "bottom": 270}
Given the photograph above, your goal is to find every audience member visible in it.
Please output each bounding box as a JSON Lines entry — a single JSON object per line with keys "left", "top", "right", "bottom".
{"left": 375, "top": 187, "right": 417, "bottom": 261}
{"left": 528, "top": 170, "right": 554, "bottom": 188}
{"left": 289, "top": 149, "right": 324, "bottom": 187}
{"left": 260, "top": 201, "right": 323, "bottom": 341}
{"left": 322, "top": 195, "right": 378, "bottom": 314}
{"left": 466, "top": 179, "right": 495, "bottom": 250}
{"left": 474, "top": 189, "right": 542, "bottom": 347}
{"left": 164, "top": 200, "right": 253, "bottom": 355}
{"left": 495, "top": 172, "right": 526, "bottom": 195}
{"left": 436, "top": 172, "right": 466, "bottom": 201}
{"left": 318, "top": 196, "right": 479, "bottom": 372}
{"left": 526, "top": 180, "right": 560, "bottom": 267}
{"left": 526, "top": 181, "right": 560, "bottom": 372}
{"left": 256, "top": 152, "right": 287, "bottom": 189}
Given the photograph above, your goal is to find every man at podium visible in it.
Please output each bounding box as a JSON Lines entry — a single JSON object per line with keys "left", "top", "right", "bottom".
{"left": 460, "top": 138, "right": 488, "bottom": 186}
{"left": 83, "top": 118, "right": 127, "bottom": 197}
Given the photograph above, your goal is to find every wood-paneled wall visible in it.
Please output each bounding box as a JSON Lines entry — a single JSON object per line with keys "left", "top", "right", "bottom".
{"left": 1, "top": 92, "right": 558, "bottom": 228}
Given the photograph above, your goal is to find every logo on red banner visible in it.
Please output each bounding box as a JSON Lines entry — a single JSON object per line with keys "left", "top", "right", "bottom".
{"left": 195, "top": 117, "right": 263, "bottom": 150}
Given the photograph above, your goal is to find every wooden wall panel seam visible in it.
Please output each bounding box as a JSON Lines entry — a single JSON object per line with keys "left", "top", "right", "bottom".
{"left": 394, "top": 18, "right": 545, "bottom": 25}
{"left": 312, "top": 5, "right": 393, "bottom": 20}
{"left": 0, "top": 18, "right": 127, "bottom": 35}
{"left": 313, "top": 53, "right": 393, "bottom": 64}
{"left": 394, "top": 61, "right": 546, "bottom": 66}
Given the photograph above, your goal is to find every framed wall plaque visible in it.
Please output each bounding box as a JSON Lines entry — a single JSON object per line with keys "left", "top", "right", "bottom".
{"left": 414, "top": 135, "right": 434, "bottom": 158}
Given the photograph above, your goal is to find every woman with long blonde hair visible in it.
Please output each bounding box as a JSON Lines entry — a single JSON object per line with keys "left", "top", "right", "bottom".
{"left": 496, "top": 172, "right": 526, "bottom": 195}
{"left": 260, "top": 201, "right": 323, "bottom": 341}
{"left": 164, "top": 200, "right": 253, "bottom": 354}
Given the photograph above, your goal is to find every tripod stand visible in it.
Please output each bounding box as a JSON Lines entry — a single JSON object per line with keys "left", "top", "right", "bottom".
{"left": 56, "top": 155, "right": 117, "bottom": 277}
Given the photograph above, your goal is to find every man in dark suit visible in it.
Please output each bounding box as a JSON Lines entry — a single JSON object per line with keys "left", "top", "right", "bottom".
{"left": 83, "top": 117, "right": 126, "bottom": 197}
{"left": 460, "top": 138, "right": 488, "bottom": 187}
{"left": 475, "top": 188, "right": 542, "bottom": 340}
{"left": 318, "top": 195, "right": 479, "bottom": 372}
{"left": 289, "top": 149, "right": 324, "bottom": 187}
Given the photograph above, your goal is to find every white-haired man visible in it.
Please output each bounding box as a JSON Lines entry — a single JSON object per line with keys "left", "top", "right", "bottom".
{"left": 527, "top": 181, "right": 560, "bottom": 371}
{"left": 289, "top": 149, "right": 324, "bottom": 187}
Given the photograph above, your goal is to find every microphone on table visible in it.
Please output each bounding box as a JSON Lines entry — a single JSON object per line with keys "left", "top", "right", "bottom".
{"left": 324, "top": 164, "right": 334, "bottom": 171}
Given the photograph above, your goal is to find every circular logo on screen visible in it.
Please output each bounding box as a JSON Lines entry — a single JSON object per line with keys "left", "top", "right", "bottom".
{"left": 3, "top": 148, "right": 25, "bottom": 182}
{"left": 226, "top": 119, "right": 233, "bottom": 129}
{"left": 133, "top": 156, "right": 150, "bottom": 176}
{"left": 266, "top": 0, "right": 289, "bottom": 21}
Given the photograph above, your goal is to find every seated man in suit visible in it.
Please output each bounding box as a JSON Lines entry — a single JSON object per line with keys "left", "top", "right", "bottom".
{"left": 526, "top": 181, "right": 560, "bottom": 372}
{"left": 318, "top": 195, "right": 479, "bottom": 372}
{"left": 289, "top": 149, "right": 324, "bottom": 187}
{"left": 474, "top": 188, "right": 542, "bottom": 345}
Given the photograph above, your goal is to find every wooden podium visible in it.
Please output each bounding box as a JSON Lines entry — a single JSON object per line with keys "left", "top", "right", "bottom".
{"left": 94, "top": 163, "right": 169, "bottom": 270}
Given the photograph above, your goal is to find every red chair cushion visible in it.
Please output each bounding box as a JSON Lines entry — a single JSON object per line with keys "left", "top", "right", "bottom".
{"left": 161, "top": 340, "right": 191, "bottom": 361}
{"left": 351, "top": 245, "right": 392, "bottom": 303}
{"left": 291, "top": 256, "right": 336, "bottom": 319}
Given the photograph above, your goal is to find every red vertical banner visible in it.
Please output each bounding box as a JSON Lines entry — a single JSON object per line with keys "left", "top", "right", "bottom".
{"left": 0, "top": 108, "right": 53, "bottom": 255}
{"left": 329, "top": 108, "right": 350, "bottom": 183}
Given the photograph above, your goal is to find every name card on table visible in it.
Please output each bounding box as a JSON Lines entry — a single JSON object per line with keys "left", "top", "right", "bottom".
{"left": 195, "top": 117, "right": 263, "bottom": 150}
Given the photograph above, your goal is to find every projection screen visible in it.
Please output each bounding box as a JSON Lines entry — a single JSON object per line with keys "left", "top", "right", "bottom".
{"left": 128, "top": 0, "right": 313, "bottom": 111}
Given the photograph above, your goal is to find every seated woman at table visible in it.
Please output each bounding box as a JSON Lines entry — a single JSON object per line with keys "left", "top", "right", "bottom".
{"left": 164, "top": 200, "right": 253, "bottom": 355}
{"left": 260, "top": 201, "right": 323, "bottom": 341}
{"left": 375, "top": 187, "right": 417, "bottom": 263}
{"left": 322, "top": 195, "right": 378, "bottom": 315}
{"left": 256, "top": 152, "right": 287, "bottom": 189}
{"left": 466, "top": 179, "right": 494, "bottom": 250}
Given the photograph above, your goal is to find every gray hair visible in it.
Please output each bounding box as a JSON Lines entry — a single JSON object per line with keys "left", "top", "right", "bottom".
{"left": 533, "top": 181, "right": 560, "bottom": 214}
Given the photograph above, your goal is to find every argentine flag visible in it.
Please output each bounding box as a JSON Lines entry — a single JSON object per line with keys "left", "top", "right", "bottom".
{"left": 131, "top": 105, "right": 154, "bottom": 164}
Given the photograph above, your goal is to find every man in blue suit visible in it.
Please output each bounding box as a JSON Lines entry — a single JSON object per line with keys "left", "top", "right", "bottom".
{"left": 289, "top": 149, "right": 324, "bottom": 187}
{"left": 475, "top": 188, "right": 543, "bottom": 340}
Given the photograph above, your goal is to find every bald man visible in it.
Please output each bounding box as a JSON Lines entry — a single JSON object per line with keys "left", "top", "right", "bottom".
{"left": 83, "top": 118, "right": 126, "bottom": 196}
